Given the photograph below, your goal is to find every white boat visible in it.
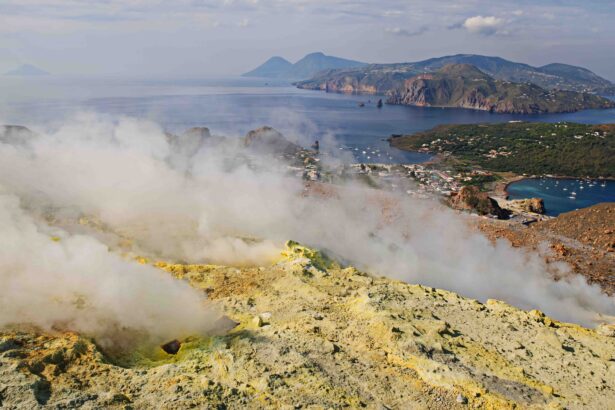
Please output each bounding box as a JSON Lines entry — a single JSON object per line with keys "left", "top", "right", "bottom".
{"left": 563, "top": 188, "right": 568, "bottom": 191}
{"left": 569, "top": 196, "right": 576, "bottom": 199}
{"left": 571, "top": 192, "right": 577, "bottom": 196}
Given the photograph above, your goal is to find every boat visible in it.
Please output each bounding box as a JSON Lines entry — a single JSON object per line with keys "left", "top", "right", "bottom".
{"left": 569, "top": 196, "right": 576, "bottom": 199}
{"left": 571, "top": 192, "right": 577, "bottom": 196}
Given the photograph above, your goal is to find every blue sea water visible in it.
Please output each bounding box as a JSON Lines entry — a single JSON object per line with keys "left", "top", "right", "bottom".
{"left": 507, "top": 178, "right": 615, "bottom": 216}
{"left": 2, "top": 75, "right": 615, "bottom": 163}
{"left": 1, "top": 75, "right": 614, "bottom": 208}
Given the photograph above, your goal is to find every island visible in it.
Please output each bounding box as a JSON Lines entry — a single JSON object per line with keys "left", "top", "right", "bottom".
{"left": 4, "top": 64, "right": 50, "bottom": 76}
{"left": 388, "top": 121, "right": 615, "bottom": 178}
{"left": 298, "top": 63, "right": 615, "bottom": 114}
{"left": 243, "top": 52, "right": 366, "bottom": 80}
{"left": 295, "top": 54, "right": 615, "bottom": 114}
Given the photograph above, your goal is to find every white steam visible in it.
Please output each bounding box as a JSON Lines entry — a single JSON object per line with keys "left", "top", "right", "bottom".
{"left": 0, "top": 189, "right": 216, "bottom": 347}
{"left": 0, "top": 112, "right": 613, "bottom": 339}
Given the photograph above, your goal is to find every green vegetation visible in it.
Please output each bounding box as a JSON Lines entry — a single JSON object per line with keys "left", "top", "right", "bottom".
{"left": 389, "top": 122, "right": 615, "bottom": 178}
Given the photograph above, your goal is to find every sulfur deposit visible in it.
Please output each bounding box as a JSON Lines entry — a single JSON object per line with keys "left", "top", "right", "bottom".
{"left": 1, "top": 242, "right": 614, "bottom": 409}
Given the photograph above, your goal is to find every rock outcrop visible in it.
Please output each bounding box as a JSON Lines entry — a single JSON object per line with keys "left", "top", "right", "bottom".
{"left": 508, "top": 198, "right": 546, "bottom": 214}
{"left": 1, "top": 242, "right": 614, "bottom": 409}
{"left": 244, "top": 126, "right": 302, "bottom": 155}
{"left": 0, "top": 125, "right": 37, "bottom": 146}
{"left": 450, "top": 186, "right": 510, "bottom": 219}
{"left": 166, "top": 127, "right": 211, "bottom": 157}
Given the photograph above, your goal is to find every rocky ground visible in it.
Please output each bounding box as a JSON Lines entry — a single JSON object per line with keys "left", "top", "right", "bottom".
{"left": 1, "top": 242, "right": 614, "bottom": 409}
{"left": 477, "top": 203, "right": 615, "bottom": 295}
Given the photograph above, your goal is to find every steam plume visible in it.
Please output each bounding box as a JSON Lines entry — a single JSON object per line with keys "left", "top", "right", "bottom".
{"left": 0, "top": 113, "right": 613, "bottom": 341}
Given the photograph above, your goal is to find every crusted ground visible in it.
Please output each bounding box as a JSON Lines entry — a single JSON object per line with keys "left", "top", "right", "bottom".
{"left": 1, "top": 242, "right": 615, "bottom": 409}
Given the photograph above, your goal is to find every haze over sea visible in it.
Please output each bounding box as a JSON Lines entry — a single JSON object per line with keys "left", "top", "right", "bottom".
{"left": 1, "top": 75, "right": 615, "bottom": 165}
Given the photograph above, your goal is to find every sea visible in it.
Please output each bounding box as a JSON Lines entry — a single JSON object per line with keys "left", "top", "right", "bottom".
{"left": 1, "top": 75, "right": 614, "bottom": 210}
{"left": 507, "top": 178, "right": 615, "bottom": 216}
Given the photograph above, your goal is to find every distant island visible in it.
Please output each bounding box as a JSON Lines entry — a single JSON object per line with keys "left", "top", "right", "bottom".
{"left": 389, "top": 122, "right": 615, "bottom": 178}
{"left": 4, "top": 64, "right": 50, "bottom": 76}
{"left": 384, "top": 64, "right": 614, "bottom": 114}
{"left": 295, "top": 54, "right": 615, "bottom": 114}
{"left": 242, "top": 52, "right": 366, "bottom": 80}
{"left": 296, "top": 53, "right": 615, "bottom": 94}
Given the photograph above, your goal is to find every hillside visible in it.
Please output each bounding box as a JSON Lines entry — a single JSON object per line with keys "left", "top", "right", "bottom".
{"left": 243, "top": 52, "right": 366, "bottom": 80}
{"left": 389, "top": 121, "right": 615, "bottom": 177}
{"left": 1, "top": 241, "right": 614, "bottom": 409}
{"left": 296, "top": 54, "right": 615, "bottom": 94}
{"left": 384, "top": 64, "right": 615, "bottom": 114}
{"left": 478, "top": 202, "right": 615, "bottom": 294}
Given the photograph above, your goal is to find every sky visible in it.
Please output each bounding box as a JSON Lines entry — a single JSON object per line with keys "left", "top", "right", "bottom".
{"left": 1, "top": 0, "right": 615, "bottom": 80}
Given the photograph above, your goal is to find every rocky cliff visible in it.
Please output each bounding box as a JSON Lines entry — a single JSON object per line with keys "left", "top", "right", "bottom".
{"left": 1, "top": 242, "right": 614, "bottom": 409}
{"left": 296, "top": 54, "right": 615, "bottom": 94}
{"left": 296, "top": 62, "right": 615, "bottom": 114}
{"left": 384, "top": 64, "right": 615, "bottom": 114}
{"left": 450, "top": 186, "right": 510, "bottom": 219}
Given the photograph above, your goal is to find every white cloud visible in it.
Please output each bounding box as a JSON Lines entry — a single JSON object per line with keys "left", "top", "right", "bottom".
{"left": 385, "top": 26, "right": 428, "bottom": 37}
{"left": 382, "top": 10, "right": 402, "bottom": 17}
{"left": 463, "top": 15, "right": 504, "bottom": 36}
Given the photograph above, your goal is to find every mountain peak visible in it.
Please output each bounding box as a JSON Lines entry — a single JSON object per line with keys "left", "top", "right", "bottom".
{"left": 243, "top": 52, "right": 366, "bottom": 80}
{"left": 4, "top": 64, "right": 50, "bottom": 76}
{"left": 266, "top": 56, "right": 291, "bottom": 64}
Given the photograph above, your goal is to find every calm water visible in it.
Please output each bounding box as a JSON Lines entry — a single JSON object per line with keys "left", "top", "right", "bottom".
{"left": 2, "top": 75, "right": 615, "bottom": 165}
{"left": 507, "top": 178, "right": 615, "bottom": 216}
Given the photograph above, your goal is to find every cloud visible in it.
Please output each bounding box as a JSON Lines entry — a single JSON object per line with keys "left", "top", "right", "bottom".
{"left": 237, "top": 17, "right": 250, "bottom": 27}
{"left": 385, "top": 26, "right": 429, "bottom": 37}
{"left": 382, "top": 10, "right": 403, "bottom": 17}
{"left": 462, "top": 15, "right": 504, "bottom": 36}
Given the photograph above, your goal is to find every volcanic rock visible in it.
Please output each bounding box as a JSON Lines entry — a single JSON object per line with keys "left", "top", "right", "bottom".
{"left": 161, "top": 339, "right": 181, "bottom": 355}
{"left": 450, "top": 186, "right": 509, "bottom": 219}
{"left": 509, "top": 197, "right": 546, "bottom": 214}
{"left": 244, "top": 126, "right": 302, "bottom": 155}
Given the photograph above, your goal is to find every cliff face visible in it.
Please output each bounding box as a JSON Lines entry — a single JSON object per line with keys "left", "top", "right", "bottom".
{"left": 385, "top": 64, "right": 615, "bottom": 114}
{"left": 297, "top": 63, "right": 615, "bottom": 114}
{"left": 450, "top": 186, "right": 510, "bottom": 219}
{"left": 1, "top": 242, "right": 614, "bottom": 409}
{"left": 295, "top": 65, "right": 417, "bottom": 94}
